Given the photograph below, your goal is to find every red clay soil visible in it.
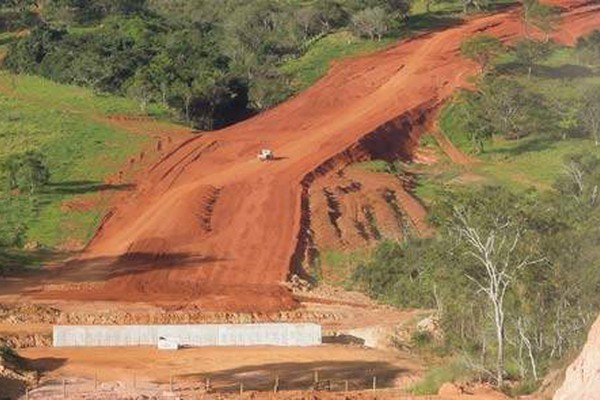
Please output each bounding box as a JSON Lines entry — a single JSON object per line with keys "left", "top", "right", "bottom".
{"left": 309, "top": 166, "right": 432, "bottom": 255}
{"left": 34, "top": 0, "right": 600, "bottom": 312}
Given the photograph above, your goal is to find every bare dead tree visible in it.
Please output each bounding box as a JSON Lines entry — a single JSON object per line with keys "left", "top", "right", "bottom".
{"left": 517, "top": 317, "right": 538, "bottom": 380}
{"left": 580, "top": 88, "right": 600, "bottom": 146}
{"left": 564, "top": 161, "right": 585, "bottom": 200}
{"left": 563, "top": 161, "right": 599, "bottom": 207}
{"left": 453, "top": 208, "right": 544, "bottom": 386}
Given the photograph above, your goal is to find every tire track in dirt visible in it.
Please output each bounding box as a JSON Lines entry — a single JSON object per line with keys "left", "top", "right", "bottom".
{"left": 34, "top": 0, "right": 600, "bottom": 312}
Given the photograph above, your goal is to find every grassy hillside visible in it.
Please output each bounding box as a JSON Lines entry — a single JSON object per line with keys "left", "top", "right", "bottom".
{"left": 0, "top": 72, "right": 168, "bottom": 261}
{"left": 414, "top": 46, "right": 600, "bottom": 203}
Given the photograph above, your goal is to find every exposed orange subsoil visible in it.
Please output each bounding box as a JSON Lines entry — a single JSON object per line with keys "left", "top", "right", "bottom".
{"left": 31, "top": 0, "right": 600, "bottom": 312}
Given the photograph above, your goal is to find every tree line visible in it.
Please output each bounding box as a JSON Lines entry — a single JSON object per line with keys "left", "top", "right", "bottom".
{"left": 354, "top": 165, "right": 600, "bottom": 388}
{"left": 3, "top": 0, "right": 506, "bottom": 129}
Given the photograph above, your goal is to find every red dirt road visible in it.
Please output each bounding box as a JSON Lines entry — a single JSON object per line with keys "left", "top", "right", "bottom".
{"left": 37, "top": 1, "right": 600, "bottom": 311}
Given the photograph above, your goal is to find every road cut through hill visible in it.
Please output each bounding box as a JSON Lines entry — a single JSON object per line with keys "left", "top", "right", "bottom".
{"left": 33, "top": 0, "right": 600, "bottom": 312}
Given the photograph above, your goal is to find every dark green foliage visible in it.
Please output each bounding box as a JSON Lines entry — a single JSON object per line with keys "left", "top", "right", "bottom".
{"left": 0, "top": 193, "right": 33, "bottom": 247}
{"left": 514, "top": 38, "right": 552, "bottom": 78}
{"left": 0, "top": 344, "right": 17, "bottom": 359}
{"left": 4, "top": 24, "right": 66, "bottom": 72}
{"left": 43, "top": 0, "right": 148, "bottom": 25}
{"left": 3, "top": 0, "right": 510, "bottom": 129}
{"left": 412, "top": 330, "right": 434, "bottom": 347}
{"left": 451, "top": 76, "right": 551, "bottom": 152}
{"left": 576, "top": 30, "right": 600, "bottom": 65}
{"left": 1, "top": 150, "right": 50, "bottom": 194}
{"left": 0, "top": 0, "right": 40, "bottom": 31}
{"left": 0, "top": 151, "right": 49, "bottom": 250}
{"left": 4, "top": 17, "right": 248, "bottom": 129}
{"left": 352, "top": 239, "right": 442, "bottom": 308}
{"left": 353, "top": 158, "right": 600, "bottom": 385}
{"left": 477, "top": 77, "right": 548, "bottom": 139}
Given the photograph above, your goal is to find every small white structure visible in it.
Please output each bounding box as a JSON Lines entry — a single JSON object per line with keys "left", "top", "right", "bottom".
{"left": 157, "top": 336, "right": 180, "bottom": 350}
{"left": 258, "top": 149, "right": 274, "bottom": 161}
{"left": 53, "top": 323, "right": 321, "bottom": 348}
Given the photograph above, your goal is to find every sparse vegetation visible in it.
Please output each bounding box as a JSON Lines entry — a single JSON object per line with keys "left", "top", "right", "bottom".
{"left": 411, "top": 361, "right": 471, "bottom": 395}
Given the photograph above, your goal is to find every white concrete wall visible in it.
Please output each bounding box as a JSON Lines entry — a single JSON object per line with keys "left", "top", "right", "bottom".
{"left": 53, "top": 323, "right": 321, "bottom": 347}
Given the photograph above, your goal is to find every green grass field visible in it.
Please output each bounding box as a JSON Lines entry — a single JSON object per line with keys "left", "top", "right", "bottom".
{"left": 0, "top": 72, "right": 168, "bottom": 116}
{"left": 0, "top": 73, "right": 169, "bottom": 254}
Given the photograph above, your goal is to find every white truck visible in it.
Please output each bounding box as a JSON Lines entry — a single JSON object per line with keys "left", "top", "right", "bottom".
{"left": 257, "top": 149, "right": 274, "bottom": 161}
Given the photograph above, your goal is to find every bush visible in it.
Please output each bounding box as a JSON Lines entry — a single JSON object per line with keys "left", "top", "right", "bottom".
{"left": 351, "top": 7, "right": 389, "bottom": 40}
{"left": 1, "top": 150, "right": 50, "bottom": 194}
{"left": 576, "top": 30, "right": 600, "bottom": 64}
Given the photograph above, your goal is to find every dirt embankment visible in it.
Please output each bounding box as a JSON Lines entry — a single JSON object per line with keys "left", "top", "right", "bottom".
{"left": 552, "top": 313, "right": 600, "bottom": 400}
{"left": 20, "top": 0, "right": 600, "bottom": 312}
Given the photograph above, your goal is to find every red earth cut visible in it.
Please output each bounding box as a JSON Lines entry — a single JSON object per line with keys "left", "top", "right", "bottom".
{"left": 38, "top": 0, "right": 600, "bottom": 312}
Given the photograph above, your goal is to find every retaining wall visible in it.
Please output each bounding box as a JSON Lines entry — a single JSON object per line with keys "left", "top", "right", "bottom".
{"left": 53, "top": 323, "right": 321, "bottom": 347}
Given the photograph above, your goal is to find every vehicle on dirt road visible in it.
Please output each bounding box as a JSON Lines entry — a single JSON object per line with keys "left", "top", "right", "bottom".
{"left": 258, "top": 149, "right": 274, "bottom": 161}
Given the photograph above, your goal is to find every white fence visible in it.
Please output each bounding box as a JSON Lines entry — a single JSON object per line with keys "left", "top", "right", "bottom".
{"left": 53, "top": 323, "right": 322, "bottom": 347}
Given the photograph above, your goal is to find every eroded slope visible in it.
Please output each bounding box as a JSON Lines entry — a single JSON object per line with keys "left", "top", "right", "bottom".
{"left": 38, "top": 0, "right": 600, "bottom": 311}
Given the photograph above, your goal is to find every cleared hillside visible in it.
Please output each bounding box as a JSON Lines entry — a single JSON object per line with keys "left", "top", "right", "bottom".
{"left": 29, "top": 0, "right": 600, "bottom": 312}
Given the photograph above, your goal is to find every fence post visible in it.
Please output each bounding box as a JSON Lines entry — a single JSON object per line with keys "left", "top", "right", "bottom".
{"left": 313, "top": 370, "right": 319, "bottom": 384}
{"left": 239, "top": 381, "right": 244, "bottom": 396}
{"left": 170, "top": 375, "right": 174, "bottom": 393}
{"left": 94, "top": 371, "right": 98, "bottom": 391}
{"left": 62, "top": 379, "right": 66, "bottom": 398}
{"left": 274, "top": 374, "right": 279, "bottom": 393}
{"left": 205, "top": 377, "right": 211, "bottom": 392}
{"left": 344, "top": 380, "right": 349, "bottom": 393}
{"left": 372, "top": 376, "right": 377, "bottom": 391}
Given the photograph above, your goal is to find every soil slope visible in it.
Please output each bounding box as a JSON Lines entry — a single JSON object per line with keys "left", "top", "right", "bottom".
{"left": 553, "top": 313, "right": 600, "bottom": 400}
{"left": 37, "top": 0, "right": 600, "bottom": 311}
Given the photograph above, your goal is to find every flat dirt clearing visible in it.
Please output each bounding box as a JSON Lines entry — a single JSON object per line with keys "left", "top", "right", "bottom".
{"left": 21, "top": 344, "right": 420, "bottom": 392}
{"left": 17, "top": 346, "right": 510, "bottom": 399}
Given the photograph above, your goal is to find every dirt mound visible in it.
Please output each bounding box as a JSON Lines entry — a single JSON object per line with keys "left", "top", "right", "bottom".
{"left": 32, "top": 1, "right": 600, "bottom": 311}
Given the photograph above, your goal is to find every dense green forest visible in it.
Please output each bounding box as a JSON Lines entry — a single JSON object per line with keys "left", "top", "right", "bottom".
{"left": 352, "top": 31, "right": 600, "bottom": 394}
{"left": 0, "top": 0, "right": 508, "bottom": 129}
